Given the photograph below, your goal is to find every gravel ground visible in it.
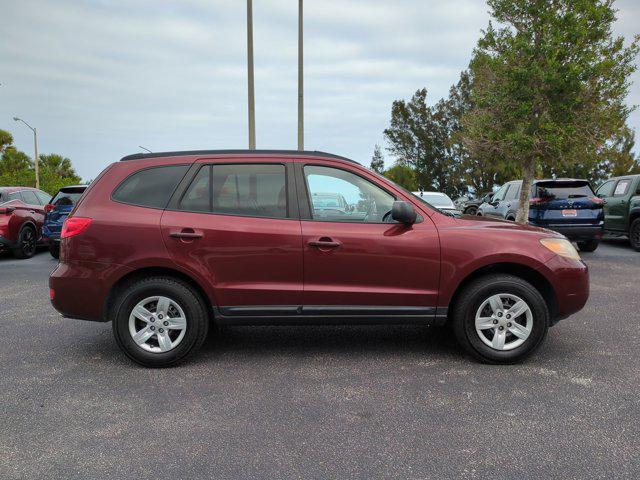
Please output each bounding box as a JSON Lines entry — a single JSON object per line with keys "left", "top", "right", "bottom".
{"left": 1, "top": 237, "right": 639, "bottom": 479}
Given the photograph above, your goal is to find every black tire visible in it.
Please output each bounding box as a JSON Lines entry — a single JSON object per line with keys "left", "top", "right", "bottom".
{"left": 464, "top": 206, "right": 478, "bottom": 216}
{"left": 452, "top": 274, "right": 549, "bottom": 364}
{"left": 49, "top": 243, "right": 60, "bottom": 259}
{"left": 12, "top": 225, "right": 37, "bottom": 259}
{"left": 112, "top": 276, "right": 209, "bottom": 367}
{"left": 506, "top": 216, "right": 516, "bottom": 222}
{"left": 630, "top": 218, "right": 640, "bottom": 252}
{"left": 577, "top": 239, "right": 599, "bottom": 252}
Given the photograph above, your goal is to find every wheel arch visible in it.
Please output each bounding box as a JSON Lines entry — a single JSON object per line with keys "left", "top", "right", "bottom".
{"left": 446, "top": 262, "right": 558, "bottom": 323}
{"left": 103, "top": 266, "right": 214, "bottom": 323}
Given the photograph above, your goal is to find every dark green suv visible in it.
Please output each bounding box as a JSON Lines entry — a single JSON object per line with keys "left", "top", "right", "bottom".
{"left": 595, "top": 174, "right": 640, "bottom": 251}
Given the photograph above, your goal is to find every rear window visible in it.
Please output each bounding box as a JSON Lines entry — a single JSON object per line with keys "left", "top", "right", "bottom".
{"left": 535, "top": 181, "right": 594, "bottom": 200}
{"left": 51, "top": 188, "right": 85, "bottom": 207}
{"left": 112, "top": 165, "right": 190, "bottom": 209}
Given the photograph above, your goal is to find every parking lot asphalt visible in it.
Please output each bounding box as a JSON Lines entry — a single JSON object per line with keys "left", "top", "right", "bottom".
{"left": 1, "top": 238, "right": 639, "bottom": 480}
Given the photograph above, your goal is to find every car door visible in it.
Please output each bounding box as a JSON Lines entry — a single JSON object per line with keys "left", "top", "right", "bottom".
{"left": 296, "top": 160, "right": 440, "bottom": 313}
{"left": 161, "top": 158, "right": 303, "bottom": 310}
{"left": 596, "top": 180, "right": 617, "bottom": 230}
{"left": 484, "top": 184, "right": 510, "bottom": 218}
{"left": 607, "top": 178, "right": 632, "bottom": 231}
{"left": 501, "top": 182, "right": 521, "bottom": 220}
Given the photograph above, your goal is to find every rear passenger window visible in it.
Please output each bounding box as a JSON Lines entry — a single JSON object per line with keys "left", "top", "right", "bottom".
{"left": 21, "top": 190, "right": 40, "bottom": 205}
{"left": 505, "top": 183, "right": 520, "bottom": 201}
{"left": 614, "top": 180, "right": 631, "bottom": 197}
{"left": 178, "top": 164, "right": 288, "bottom": 218}
{"left": 112, "top": 165, "right": 189, "bottom": 209}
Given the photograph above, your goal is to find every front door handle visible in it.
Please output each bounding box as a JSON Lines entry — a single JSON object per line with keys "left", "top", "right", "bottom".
{"left": 308, "top": 237, "right": 341, "bottom": 249}
{"left": 169, "top": 229, "right": 203, "bottom": 239}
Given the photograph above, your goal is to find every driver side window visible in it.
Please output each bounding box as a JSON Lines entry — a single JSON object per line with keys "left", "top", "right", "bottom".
{"left": 304, "top": 165, "right": 395, "bottom": 223}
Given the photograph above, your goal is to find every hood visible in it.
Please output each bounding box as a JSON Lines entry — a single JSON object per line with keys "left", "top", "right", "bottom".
{"left": 454, "top": 214, "right": 564, "bottom": 237}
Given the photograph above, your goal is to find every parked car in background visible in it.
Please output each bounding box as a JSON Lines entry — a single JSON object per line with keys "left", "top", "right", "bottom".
{"left": 477, "top": 179, "right": 604, "bottom": 252}
{"left": 42, "top": 185, "right": 87, "bottom": 258}
{"left": 50, "top": 150, "right": 589, "bottom": 367}
{"left": 454, "top": 192, "right": 493, "bottom": 216}
{"left": 595, "top": 174, "right": 640, "bottom": 251}
{"left": 0, "top": 186, "right": 52, "bottom": 259}
{"left": 412, "top": 191, "right": 461, "bottom": 215}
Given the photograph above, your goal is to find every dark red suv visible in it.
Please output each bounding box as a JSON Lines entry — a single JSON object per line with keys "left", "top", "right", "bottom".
{"left": 50, "top": 151, "right": 589, "bottom": 367}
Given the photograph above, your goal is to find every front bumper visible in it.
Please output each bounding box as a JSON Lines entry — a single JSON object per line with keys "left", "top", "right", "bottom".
{"left": 539, "top": 254, "right": 590, "bottom": 323}
{"left": 530, "top": 222, "right": 604, "bottom": 242}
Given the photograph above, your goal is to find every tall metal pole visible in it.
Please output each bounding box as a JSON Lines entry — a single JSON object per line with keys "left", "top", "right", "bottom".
{"left": 247, "top": 0, "right": 256, "bottom": 149}
{"left": 297, "top": 0, "right": 304, "bottom": 151}
{"left": 33, "top": 128, "right": 39, "bottom": 189}
{"left": 13, "top": 117, "right": 40, "bottom": 189}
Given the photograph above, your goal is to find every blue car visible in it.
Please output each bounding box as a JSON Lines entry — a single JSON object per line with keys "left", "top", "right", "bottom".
{"left": 477, "top": 178, "right": 604, "bottom": 252}
{"left": 42, "top": 185, "right": 87, "bottom": 258}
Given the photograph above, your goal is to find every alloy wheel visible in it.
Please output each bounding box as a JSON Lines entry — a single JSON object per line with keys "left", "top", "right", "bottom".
{"left": 128, "top": 296, "right": 187, "bottom": 353}
{"left": 22, "top": 229, "right": 36, "bottom": 256}
{"left": 475, "top": 293, "right": 533, "bottom": 351}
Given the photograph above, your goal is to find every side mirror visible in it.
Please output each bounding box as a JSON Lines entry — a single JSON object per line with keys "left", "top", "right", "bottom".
{"left": 391, "top": 201, "right": 417, "bottom": 224}
{"left": 482, "top": 193, "right": 494, "bottom": 203}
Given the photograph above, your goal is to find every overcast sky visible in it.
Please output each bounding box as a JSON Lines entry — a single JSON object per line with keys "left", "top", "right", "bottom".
{"left": 1, "top": 0, "right": 639, "bottom": 180}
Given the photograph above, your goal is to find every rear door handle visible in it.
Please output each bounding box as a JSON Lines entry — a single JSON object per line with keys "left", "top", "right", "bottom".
{"left": 308, "top": 238, "right": 341, "bottom": 249}
{"left": 169, "top": 229, "right": 203, "bottom": 239}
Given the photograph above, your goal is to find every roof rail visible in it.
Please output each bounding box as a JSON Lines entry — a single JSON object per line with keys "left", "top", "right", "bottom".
{"left": 120, "top": 149, "right": 360, "bottom": 165}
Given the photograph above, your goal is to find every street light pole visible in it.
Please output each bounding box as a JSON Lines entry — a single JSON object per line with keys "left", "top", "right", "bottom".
{"left": 247, "top": 0, "right": 256, "bottom": 149}
{"left": 13, "top": 117, "right": 40, "bottom": 189}
{"left": 298, "top": 0, "right": 304, "bottom": 151}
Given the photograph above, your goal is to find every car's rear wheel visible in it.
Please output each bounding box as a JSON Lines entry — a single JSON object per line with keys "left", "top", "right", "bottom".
{"left": 577, "top": 239, "right": 599, "bottom": 252}
{"left": 464, "top": 206, "right": 478, "bottom": 216}
{"left": 452, "top": 274, "right": 549, "bottom": 364}
{"left": 12, "top": 225, "right": 37, "bottom": 259}
{"left": 112, "top": 277, "right": 209, "bottom": 367}
{"left": 630, "top": 218, "right": 640, "bottom": 252}
{"left": 49, "top": 243, "right": 60, "bottom": 259}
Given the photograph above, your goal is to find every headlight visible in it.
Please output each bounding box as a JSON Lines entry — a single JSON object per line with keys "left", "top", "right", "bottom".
{"left": 539, "top": 238, "right": 581, "bottom": 260}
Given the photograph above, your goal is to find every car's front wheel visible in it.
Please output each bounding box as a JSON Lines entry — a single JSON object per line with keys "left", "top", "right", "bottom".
{"left": 577, "top": 239, "right": 599, "bottom": 252}
{"left": 452, "top": 274, "right": 549, "bottom": 364}
{"left": 630, "top": 218, "right": 640, "bottom": 252}
{"left": 112, "top": 277, "right": 209, "bottom": 367}
{"left": 464, "top": 206, "right": 478, "bottom": 216}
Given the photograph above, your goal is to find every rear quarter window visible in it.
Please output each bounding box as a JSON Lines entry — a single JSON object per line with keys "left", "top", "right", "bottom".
{"left": 112, "top": 165, "right": 190, "bottom": 209}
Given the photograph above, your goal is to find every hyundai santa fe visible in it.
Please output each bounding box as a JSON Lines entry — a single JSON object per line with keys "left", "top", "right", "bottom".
{"left": 49, "top": 150, "right": 589, "bottom": 367}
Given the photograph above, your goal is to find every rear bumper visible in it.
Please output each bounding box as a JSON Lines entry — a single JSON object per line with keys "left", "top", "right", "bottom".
{"left": 530, "top": 222, "right": 604, "bottom": 241}
{"left": 49, "top": 259, "right": 132, "bottom": 322}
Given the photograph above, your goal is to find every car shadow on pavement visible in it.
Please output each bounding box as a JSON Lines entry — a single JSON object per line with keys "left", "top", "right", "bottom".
{"left": 198, "top": 324, "right": 461, "bottom": 360}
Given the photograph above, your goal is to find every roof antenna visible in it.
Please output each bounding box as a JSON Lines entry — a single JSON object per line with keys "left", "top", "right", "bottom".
{"left": 139, "top": 146, "right": 152, "bottom": 153}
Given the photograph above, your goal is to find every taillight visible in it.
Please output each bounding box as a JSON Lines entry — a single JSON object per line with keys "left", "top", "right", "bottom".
{"left": 44, "top": 203, "right": 55, "bottom": 213}
{"left": 61, "top": 217, "right": 92, "bottom": 239}
{"left": 529, "top": 197, "right": 543, "bottom": 205}
{"left": 589, "top": 197, "right": 603, "bottom": 204}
